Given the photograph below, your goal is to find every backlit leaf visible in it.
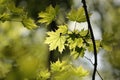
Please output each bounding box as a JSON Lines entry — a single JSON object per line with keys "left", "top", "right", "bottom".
{"left": 79, "top": 29, "right": 88, "bottom": 36}
{"left": 67, "top": 7, "right": 86, "bottom": 22}
{"left": 38, "top": 5, "right": 58, "bottom": 25}
{"left": 45, "top": 31, "right": 67, "bottom": 53}
{"left": 67, "top": 38, "right": 83, "bottom": 49}
{"left": 51, "top": 59, "right": 67, "bottom": 72}
{"left": 37, "top": 70, "right": 50, "bottom": 80}
{"left": 72, "top": 66, "right": 89, "bottom": 77}
{"left": 57, "top": 25, "right": 68, "bottom": 34}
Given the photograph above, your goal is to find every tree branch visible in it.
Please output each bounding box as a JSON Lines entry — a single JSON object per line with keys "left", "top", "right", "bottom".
{"left": 81, "top": 0, "right": 98, "bottom": 80}
{"left": 84, "top": 56, "right": 103, "bottom": 80}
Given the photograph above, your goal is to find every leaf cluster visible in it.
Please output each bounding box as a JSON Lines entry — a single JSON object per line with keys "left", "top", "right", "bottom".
{"left": 37, "top": 60, "right": 89, "bottom": 80}
{"left": 0, "top": 0, "right": 37, "bottom": 29}
{"left": 45, "top": 24, "right": 101, "bottom": 59}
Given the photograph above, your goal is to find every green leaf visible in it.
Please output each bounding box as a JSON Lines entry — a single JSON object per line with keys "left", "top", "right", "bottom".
{"left": 37, "top": 70, "right": 50, "bottom": 80}
{"left": 72, "top": 66, "right": 89, "bottom": 77}
{"left": 67, "top": 38, "right": 83, "bottom": 49}
{"left": 71, "top": 47, "right": 85, "bottom": 59}
{"left": 45, "top": 31, "right": 67, "bottom": 53}
{"left": 38, "top": 5, "right": 58, "bottom": 25}
{"left": 22, "top": 17, "right": 37, "bottom": 29}
{"left": 67, "top": 7, "right": 86, "bottom": 22}
{"left": 7, "top": 1, "right": 24, "bottom": 15}
{"left": 87, "top": 39, "right": 101, "bottom": 52}
{"left": 57, "top": 25, "right": 68, "bottom": 34}
{"left": 0, "top": 13, "right": 10, "bottom": 22}
{"left": 51, "top": 59, "right": 67, "bottom": 72}
{"left": 71, "top": 50, "right": 80, "bottom": 59}
{"left": 79, "top": 29, "right": 88, "bottom": 36}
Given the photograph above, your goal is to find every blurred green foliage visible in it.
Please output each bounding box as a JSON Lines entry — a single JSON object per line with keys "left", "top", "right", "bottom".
{"left": 98, "top": 0, "right": 120, "bottom": 70}
{"left": 89, "top": 0, "right": 120, "bottom": 79}
{"left": 0, "top": 21, "right": 48, "bottom": 79}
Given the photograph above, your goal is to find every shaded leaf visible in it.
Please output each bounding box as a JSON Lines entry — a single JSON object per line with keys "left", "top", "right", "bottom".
{"left": 71, "top": 47, "right": 85, "bottom": 59}
{"left": 22, "top": 18, "right": 37, "bottom": 29}
{"left": 0, "top": 13, "right": 10, "bottom": 22}
{"left": 7, "top": 1, "right": 24, "bottom": 15}
{"left": 87, "top": 39, "right": 101, "bottom": 52}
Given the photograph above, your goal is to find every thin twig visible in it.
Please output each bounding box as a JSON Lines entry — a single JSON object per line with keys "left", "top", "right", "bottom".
{"left": 81, "top": 0, "right": 98, "bottom": 80}
{"left": 84, "top": 56, "right": 103, "bottom": 80}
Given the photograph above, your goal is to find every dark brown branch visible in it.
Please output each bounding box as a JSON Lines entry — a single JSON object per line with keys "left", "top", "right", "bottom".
{"left": 84, "top": 56, "right": 103, "bottom": 80}
{"left": 81, "top": 0, "right": 98, "bottom": 80}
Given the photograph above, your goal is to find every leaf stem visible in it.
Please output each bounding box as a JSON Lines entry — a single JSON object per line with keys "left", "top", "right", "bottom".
{"left": 81, "top": 0, "right": 98, "bottom": 80}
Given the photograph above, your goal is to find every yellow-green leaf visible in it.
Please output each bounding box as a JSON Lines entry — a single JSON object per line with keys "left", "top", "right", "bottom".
{"left": 67, "top": 7, "right": 86, "bottom": 22}
{"left": 37, "top": 70, "right": 50, "bottom": 80}
{"left": 57, "top": 25, "right": 68, "bottom": 34}
{"left": 87, "top": 39, "right": 101, "bottom": 52}
{"left": 7, "top": 1, "right": 24, "bottom": 15}
{"left": 45, "top": 31, "right": 66, "bottom": 53}
{"left": 22, "top": 18, "right": 37, "bottom": 29}
{"left": 80, "top": 29, "right": 88, "bottom": 36}
{"left": 0, "top": 13, "right": 10, "bottom": 21}
{"left": 51, "top": 59, "right": 67, "bottom": 72}
{"left": 67, "top": 38, "right": 83, "bottom": 49}
{"left": 38, "top": 5, "right": 58, "bottom": 25}
{"left": 72, "top": 66, "right": 89, "bottom": 77}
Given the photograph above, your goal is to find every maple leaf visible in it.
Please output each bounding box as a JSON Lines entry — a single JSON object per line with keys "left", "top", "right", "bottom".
{"left": 79, "top": 29, "right": 88, "bottom": 36}
{"left": 57, "top": 25, "right": 68, "bottom": 34}
{"left": 67, "top": 37, "right": 83, "bottom": 49}
{"left": 72, "top": 66, "right": 89, "bottom": 77}
{"left": 51, "top": 59, "right": 67, "bottom": 72}
{"left": 38, "top": 5, "right": 58, "bottom": 25}
{"left": 22, "top": 17, "right": 37, "bottom": 29}
{"left": 45, "top": 31, "right": 67, "bottom": 53}
{"left": 37, "top": 70, "right": 50, "bottom": 80}
{"left": 67, "top": 7, "right": 86, "bottom": 22}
